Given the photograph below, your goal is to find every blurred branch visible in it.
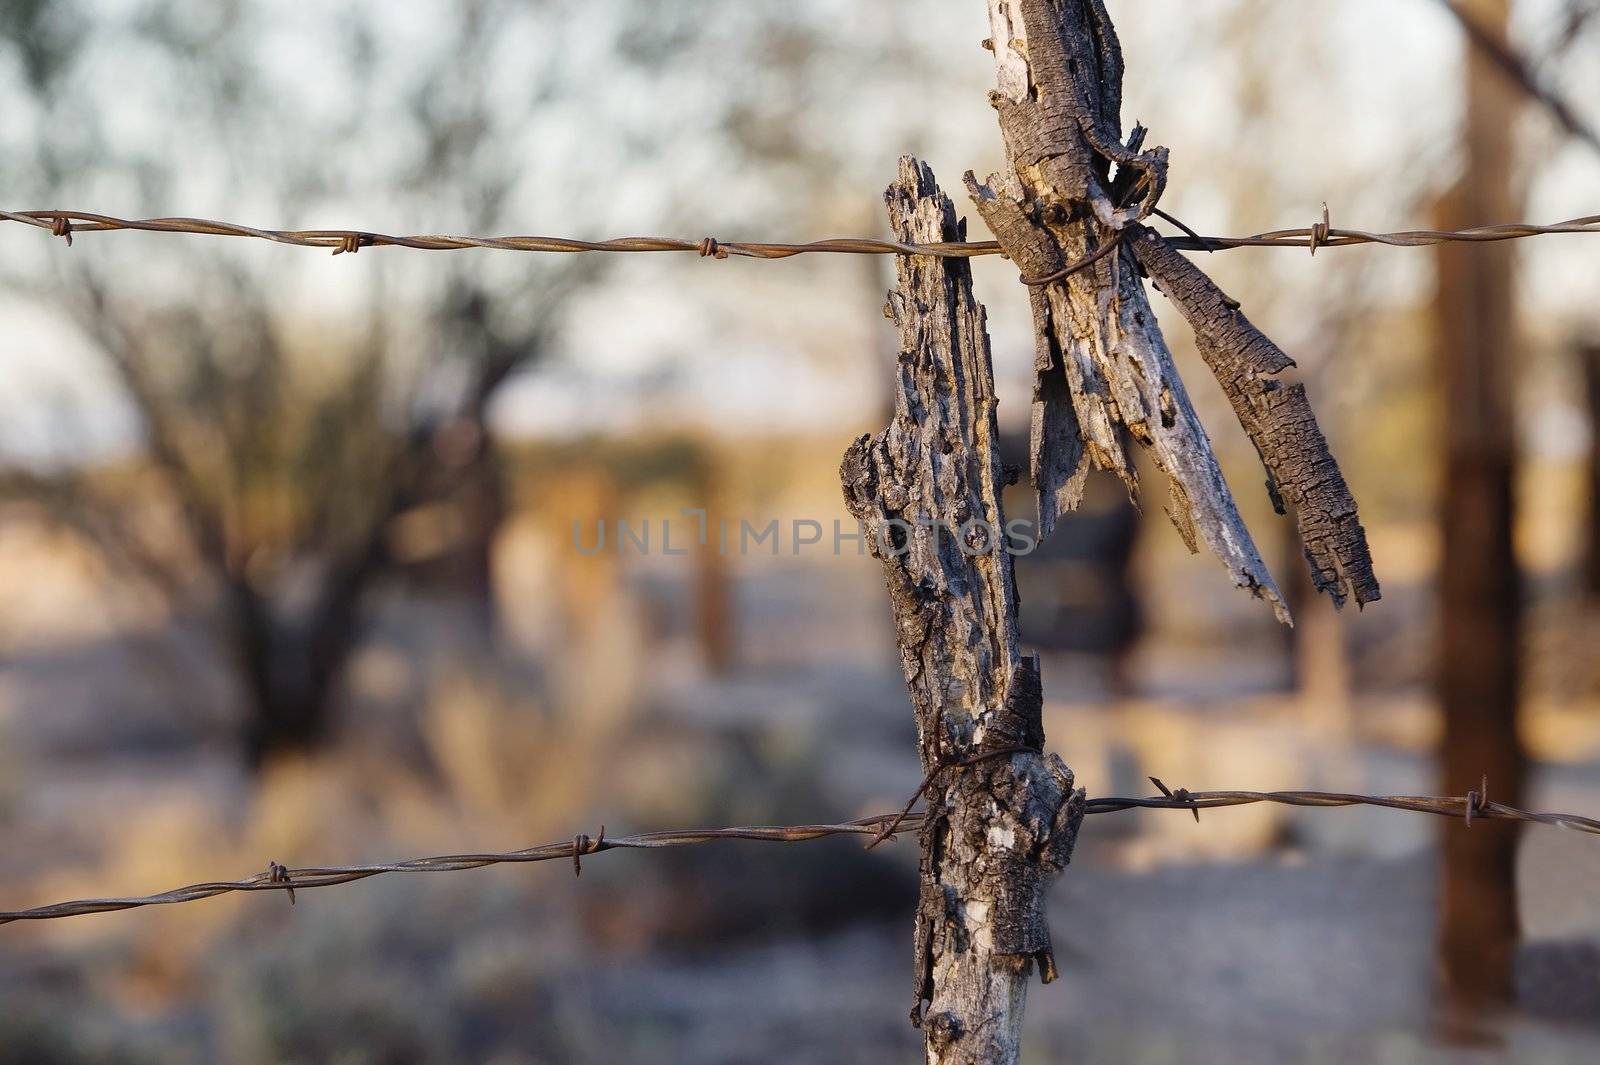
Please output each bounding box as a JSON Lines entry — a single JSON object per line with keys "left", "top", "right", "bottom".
{"left": 1432, "top": 0, "right": 1600, "bottom": 157}
{"left": 0, "top": 465, "right": 186, "bottom": 599}
{"left": 68, "top": 273, "right": 235, "bottom": 581}
{"left": 1552, "top": 0, "right": 1599, "bottom": 58}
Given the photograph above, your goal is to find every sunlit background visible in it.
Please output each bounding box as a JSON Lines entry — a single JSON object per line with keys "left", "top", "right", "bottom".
{"left": 2, "top": 1, "right": 1599, "bottom": 1062}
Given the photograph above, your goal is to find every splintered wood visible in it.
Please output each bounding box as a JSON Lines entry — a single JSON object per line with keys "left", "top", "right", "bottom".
{"left": 972, "top": 0, "right": 1378, "bottom": 620}
{"left": 842, "top": 156, "right": 1085, "bottom": 1065}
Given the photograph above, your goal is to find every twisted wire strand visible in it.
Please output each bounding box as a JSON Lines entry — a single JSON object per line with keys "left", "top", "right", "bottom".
{"left": 1084, "top": 789, "right": 1600, "bottom": 836}
{"left": 0, "top": 814, "right": 916, "bottom": 923}
{"left": 5, "top": 208, "right": 1600, "bottom": 260}
{"left": 4, "top": 786, "right": 1594, "bottom": 925}
{"left": 1195, "top": 214, "right": 1600, "bottom": 250}
{"left": 0, "top": 210, "right": 997, "bottom": 259}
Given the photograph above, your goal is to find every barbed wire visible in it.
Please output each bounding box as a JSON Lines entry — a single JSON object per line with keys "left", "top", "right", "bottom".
{"left": 4, "top": 780, "right": 1594, "bottom": 926}
{"left": 4, "top": 208, "right": 1600, "bottom": 263}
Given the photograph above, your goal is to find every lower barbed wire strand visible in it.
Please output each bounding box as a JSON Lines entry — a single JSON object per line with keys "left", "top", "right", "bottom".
{"left": 3, "top": 788, "right": 1596, "bottom": 925}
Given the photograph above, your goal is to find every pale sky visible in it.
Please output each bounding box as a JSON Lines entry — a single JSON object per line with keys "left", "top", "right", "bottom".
{"left": 2, "top": 0, "right": 1596, "bottom": 465}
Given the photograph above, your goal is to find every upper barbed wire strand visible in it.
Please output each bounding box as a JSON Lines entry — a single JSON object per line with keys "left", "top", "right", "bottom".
{"left": 4, "top": 208, "right": 1600, "bottom": 259}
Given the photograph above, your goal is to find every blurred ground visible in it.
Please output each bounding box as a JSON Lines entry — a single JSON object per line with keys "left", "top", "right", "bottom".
{"left": 2, "top": 440, "right": 1598, "bottom": 1064}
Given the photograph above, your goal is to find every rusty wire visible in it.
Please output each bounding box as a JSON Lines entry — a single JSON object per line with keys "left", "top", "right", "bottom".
{"left": 0, "top": 210, "right": 997, "bottom": 260}
{"left": 5, "top": 208, "right": 1600, "bottom": 264}
{"left": 1084, "top": 777, "right": 1600, "bottom": 837}
{"left": 0, "top": 813, "right": 915, "bottom": 924}
{"left": 3, "top": 782, "right": 1594, "bottom": 926}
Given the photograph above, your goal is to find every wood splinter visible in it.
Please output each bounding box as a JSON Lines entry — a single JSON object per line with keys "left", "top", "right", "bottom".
{"left": 970, "top": 0, "right": 1377, "bottom": 622}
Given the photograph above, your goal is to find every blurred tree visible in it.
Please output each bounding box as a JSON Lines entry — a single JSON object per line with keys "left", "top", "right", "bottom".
{"left": 0, "top": 0, "right": 636, "bottom": 767}
{"left": 1, "top": 1, "right": 981, "bottom": 769}
{"left": 687, "top": 448, "right": 735, "bottom": 675}
{"left": 1432, "top": 0, "right": 1527, "bottom": 1010}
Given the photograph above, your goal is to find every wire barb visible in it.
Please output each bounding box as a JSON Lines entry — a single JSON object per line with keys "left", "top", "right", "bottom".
{"left": 572, "top": 826, "right": 605, "bottom": 877}
{"left": 1148, "top": 776, "right": 1200, "bottom": 823}
{"left": 266, "top": 860, "right": 295, "bottom": 905}
{"left": 1309, "top": 203, "right": 1332, "bottom": 256}
{"left": 1465, "top": 775, "right": 1489, "bottom": 828}
{"left": 332, "top": 232, "right": 369, "bottom": 256}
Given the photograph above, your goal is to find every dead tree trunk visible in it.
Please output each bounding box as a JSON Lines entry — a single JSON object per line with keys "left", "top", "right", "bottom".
{"left": 843, "top": 157, "right": 1085, "bottom": 1065}
{"left": 1434, "top": 0, "right": 1527, "bottom": 1006}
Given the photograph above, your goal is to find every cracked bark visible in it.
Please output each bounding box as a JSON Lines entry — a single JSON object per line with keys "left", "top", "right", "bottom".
{"left": 1129, "top": 228, "right": 1380, "bottom": 607}
{"left": 971, "top": 0, "right": 1378, "bottom": 620}
{"left": 842, "top": 156, "right": 1086, "bottom": 1065}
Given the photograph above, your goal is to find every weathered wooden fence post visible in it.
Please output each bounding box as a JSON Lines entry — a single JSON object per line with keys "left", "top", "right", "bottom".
{"left": 843, "top": 4, "right": 1384, "bottom": 1060}
{"left": 843, "top": 157, "right": 1085, "bottom": 1065}
{"left": 848, "top": 6, "right": 1381, "bottom": 1060}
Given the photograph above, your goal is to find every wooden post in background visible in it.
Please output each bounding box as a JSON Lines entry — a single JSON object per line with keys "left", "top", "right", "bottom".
{"left": 843, "top": 157, "right": 1085, "bottom": 1065}
{"left": 1583, "top": 341, "right": 1600, "bottom": 601}
{"left": 1433, "top": 0, "right": 1527, "bottom": 1010}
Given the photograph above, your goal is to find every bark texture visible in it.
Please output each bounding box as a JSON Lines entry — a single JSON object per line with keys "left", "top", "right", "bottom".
{"left": 842, "top": 156, "right": 1085, "bottom": 1065}
{"left": 1130, "top": 228, "right": 1380, "bottom": 607}
{"left": 971, "top": 0, "right": 1379, "bottom": 621}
